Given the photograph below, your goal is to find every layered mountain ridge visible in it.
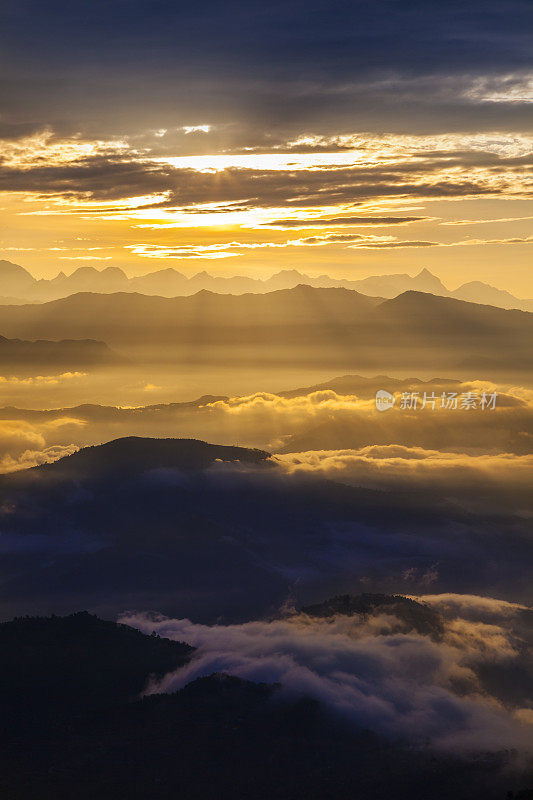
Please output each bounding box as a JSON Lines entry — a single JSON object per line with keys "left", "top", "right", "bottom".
{"left": 2, "top": 259, "right": 532, "bottom": 312}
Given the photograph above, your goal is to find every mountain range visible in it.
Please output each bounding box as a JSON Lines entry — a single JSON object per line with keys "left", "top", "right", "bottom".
{"left": 0, "top": 285, "right": 530, "bottom": 373}
{"left": 0, "top": 285, "right": 380, "bottom": 343}
{"left": 2, "top": 259, "right": 532, "bottom": 312}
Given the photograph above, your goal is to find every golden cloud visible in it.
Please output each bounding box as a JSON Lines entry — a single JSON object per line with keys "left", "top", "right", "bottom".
{"left": 0, "top": 419, "right": 82, "bottom": 473}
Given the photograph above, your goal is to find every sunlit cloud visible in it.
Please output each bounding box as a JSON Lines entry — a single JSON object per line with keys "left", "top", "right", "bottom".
{"left": 2, "top": 131, "right": 530, "bottom": 219}
{"left": 58, "top": 255, "right": 113, "bottom": 260}
{"left": 440, "top": 216, "right": 533, "bottom": 226}
{"left": 444, "top": 236, "right": 533, "bottom": 247}
{"left": 0, "top": 372, "right": 87, "bottom": 386}
{"left": 123, "top": 234, "right": 436, "bottom": 258}
{"left": 259, "top": 215, "right": 430, "bottom": 229}
{"left": 0, "top": 128, "right": 129, "bottom": 169}
{"left": 0, "top": 246, "right": 37, "bottom": 251}
{"left": 124, "top": 231, "right": 533, "bottom": 259}
{"left": 0, "top": 418, "right": 82, "bottom": 473}
{"left": 1, "top": 126, "right": 532, "bottom": 288}
{"left": 182, "top": 125, "right": 211, "bottom": 134}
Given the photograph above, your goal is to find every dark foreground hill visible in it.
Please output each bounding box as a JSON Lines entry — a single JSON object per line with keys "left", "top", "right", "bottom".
{"left": 0, "top": 437, "right": 531, "bottom": 621}
{"left": 301, "top": 593, "right": 445, "bottom": 638}
{"left": 0, "top": 611, "right": 192, "bottom": 736}
{"left": 0, "top": 611, "right": 528, "bottom": 800}
{"left": 27, "top": 436, "right": 271, "bottom": 481}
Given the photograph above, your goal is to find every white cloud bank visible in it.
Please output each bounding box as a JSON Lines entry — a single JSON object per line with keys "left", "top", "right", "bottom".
{"left": 123, "top": 594, "right": 533, "bottom": 754}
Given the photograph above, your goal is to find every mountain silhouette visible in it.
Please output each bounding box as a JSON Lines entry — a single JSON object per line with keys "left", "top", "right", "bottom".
{"left": 2, "top": 259, "right": 532, "bottom": 311}
{"left": 0, "top": 436, "right": 530, "bottom": 622}
{"left": 453, "top": 280, "right": 532, "bottom": 309}
{"left": 300, "top": 593, "right": 444, "bottom": 637}
{"left": 0, "top": 260, "right": 36, "bottom": 297}
{"left": 377, "top": 289, "right": 528, "bottom": 323}
{"left": 0, "top": 285, "right": 380, "bottom": 344}
{"left": 0, "top": 285, "right": 530, "bottom": 372}
{"left": 30, "top": 436, "right": 271, "bottom": 480}
{"left": 0, "top": 611, "right": 192, "bottom": 728}
{"left": 0, "top": 333, "right": 121, "bottom": 372}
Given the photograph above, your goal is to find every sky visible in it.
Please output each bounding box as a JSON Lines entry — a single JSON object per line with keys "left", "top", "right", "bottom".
{"left": 0, "top": 0, "right": 532, "bottom": 293}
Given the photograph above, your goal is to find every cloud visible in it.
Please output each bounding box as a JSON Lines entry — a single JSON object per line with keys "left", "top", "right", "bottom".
{"left": 444, "top": 236, "right": 533, "bottom": 247}
{"left": 122, "top": 594, "right": 533, "bottom": 753}
{"left": 0, "top": 372, "right": 87, "bottom": 387}
{"left": 182, "top": 125, "right": 211, "bottom": 135}
{"left": 1, "top": 132, "right": 530, "bottom": 220}
{"left": 413, "top": 593, "right": 530, "bottom": 623}
{"left": 440, "top": 215, "right": 533, "bottom": 226}
{"left": 4, "top": 378, "right": 529, "bottom": 464}
{"left": 0, "top": 419, "right": 81, "bottom": 473}
{"left": 273, "top": 447, "right": 533, "bottom": 513}
{"left": 0, "top": 129, "right": 129, "bottom": 169}
{"left": 463, "top": 73, "right": 533, "bottom": 104}
{"left": 196, "top": 380, "right": 533, "bottom": 456}
{"left": 260, "top": 215, "right": 429, "bottom": 229}
{"left": 58, "top": 255, "right": 113, "bottom": 261}
{"left": 206, "top": 390, "right": 364, "bottom": 414}
{"left": 0, "top": 444, "right": 80, "bottom": 473}
{"left": 124, "top": 234, "right": 433, "bottom": 259}
{"left": 1, "top": 1, "right": 532, "bottom": 147}
{"left": 123, "top": 231, "right": 533, "bottom": 259}
{"left": 348, "top": 239, "right": 438, "bottom": 249}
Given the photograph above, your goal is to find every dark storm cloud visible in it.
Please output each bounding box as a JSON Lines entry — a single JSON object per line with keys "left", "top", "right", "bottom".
{"left": 4, "top": 0, "right": 531, "bottom": 73}
{"left": 0, "top": 0, "right": 531, "bottom": 138}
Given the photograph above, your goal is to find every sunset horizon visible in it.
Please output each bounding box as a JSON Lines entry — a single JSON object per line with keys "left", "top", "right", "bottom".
{"left": 1, "top": 1, "right": 532, "bottom": 293}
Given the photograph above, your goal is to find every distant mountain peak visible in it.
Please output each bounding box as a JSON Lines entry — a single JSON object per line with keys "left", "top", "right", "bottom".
{"left": 155, "top": 267, "right": 185, "bottom": 276}
{"left": 412, "top": 268, "right": 448, "bottom": 291}
{"left": 0, "top": 259, "right": 34, "bottom": 277}
{"left": 459, "top": 280, "right": 489, "bottom": 289}
{"left": 0, "top": 260, "right": 36, "bottom": 293}
{"left": 70, "top": 265, "right": 99, "bottom": 276}
{"left": 272, "top": 268, "right": 306, "bottom": 277}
